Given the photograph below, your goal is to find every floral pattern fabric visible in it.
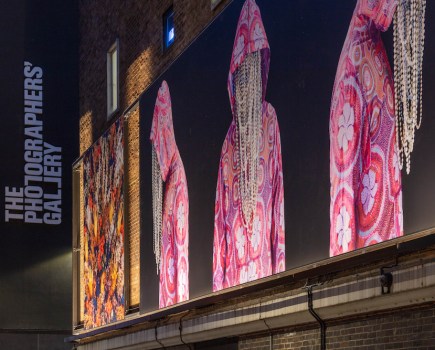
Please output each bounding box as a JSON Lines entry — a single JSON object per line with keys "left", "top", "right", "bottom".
{"left": 329, "top": 0, "right": 403, "bottom": 257}
{"left": 83, "top": 118, "right": 125, "bottom": 329}
{"left": 213, "top": 0, "right": 285, "bottom": 292}
{"left": 150, "top": 80, "right": 189, "bottom": 307}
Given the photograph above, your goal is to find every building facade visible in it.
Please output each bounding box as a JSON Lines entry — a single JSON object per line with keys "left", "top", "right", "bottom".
{"left": 71, "top": 0, "right": 435, "bottom": 349}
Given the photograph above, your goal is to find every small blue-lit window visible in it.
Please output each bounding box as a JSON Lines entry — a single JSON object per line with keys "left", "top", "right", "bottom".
{"left": 163, "top": 7, "right": 175, "bottom": 49}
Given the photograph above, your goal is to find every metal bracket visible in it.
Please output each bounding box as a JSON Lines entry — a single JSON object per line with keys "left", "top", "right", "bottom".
{"left": 380, "top": 259, "right": 398, "bottom": 295}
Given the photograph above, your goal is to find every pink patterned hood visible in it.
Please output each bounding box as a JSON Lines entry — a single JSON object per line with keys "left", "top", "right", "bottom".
{"left": 329, "top": 0, "right": 402, "bottom": 257}
{"left": 150, "top": 80, "right": 176, "bottom": 182}
{"left": 150, "top": 80, "right": 189, "bottom": 308}
{"left": 356, "top": 0, "right": 397, "bottom": 32}
{"left": 213, "top": 0, "right": 285, "bottom": 292}
{"left": 227, "top": 0, "right": 270, "bottom": 110}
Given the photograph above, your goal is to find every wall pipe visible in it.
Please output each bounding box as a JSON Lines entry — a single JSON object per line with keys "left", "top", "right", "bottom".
{"left": 262, "top": 318, "right": 273, "bottom": 350}
{"left": 179, "top": 311, "right": 193, "bottom": 350}
{"left": 154, "top": 320, "right": 166, "bottom": 349}
{"left": 305, "top": 284, "right": 326, "bottom": 350}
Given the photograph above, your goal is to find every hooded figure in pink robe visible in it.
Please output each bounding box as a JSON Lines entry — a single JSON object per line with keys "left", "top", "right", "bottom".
{"left": 213, "top": 0, "right": 285, "bottom": 292}
{"left": 150, "top": 81, "right": 189, "bottom": 307}
{"left": 330, "top": 0, "right": 403, "bottom": 257}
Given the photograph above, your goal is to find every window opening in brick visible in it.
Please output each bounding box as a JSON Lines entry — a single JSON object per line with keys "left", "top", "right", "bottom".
{"left": 107, "top": 40, "right": 119, "bottom": 118}
{"left": 163, "top": 7, "right": 175, "bottom": 50}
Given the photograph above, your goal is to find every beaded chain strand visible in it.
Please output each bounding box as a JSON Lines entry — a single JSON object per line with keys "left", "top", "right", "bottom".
{"left": 152, "top": 147, "right": 164, "bottom": 274}
{"left": 394, "top": 0, "right": 426, "bottom": 174}
{"left": 234, "top": 51, "right": 262, "bottom": 230}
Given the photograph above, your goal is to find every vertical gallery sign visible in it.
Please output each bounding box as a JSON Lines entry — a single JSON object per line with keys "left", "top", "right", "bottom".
{"left": 0, "top": 0, "right": 77, "bottom": 333}
{"left": 4, "top": 61, "right": 62, "bottom": 225}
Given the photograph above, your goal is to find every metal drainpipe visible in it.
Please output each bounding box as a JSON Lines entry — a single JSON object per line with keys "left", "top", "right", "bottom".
{"left": 262, "top": 318, "right": 273, "bottom": 350}
{"left": 306, "top": 285, "right": 326, "bottom": 350}
{"left": 179, "top": 311, "right": 193, "bottom": 350}
{"left": 155, "top": 321, "right": 166, "bottom": 349}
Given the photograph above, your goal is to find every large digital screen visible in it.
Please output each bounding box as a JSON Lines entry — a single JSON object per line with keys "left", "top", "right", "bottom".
{"left": 139, "top": 0, "right": 435, "bottom": 312}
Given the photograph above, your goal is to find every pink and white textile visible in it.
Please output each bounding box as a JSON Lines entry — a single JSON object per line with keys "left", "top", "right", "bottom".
{"left": 213, "top": 0, "right": 285, "bottom": 292}
{"left": 150, "top": 81, "right": 189, "bottom": 307}
{"left": 329, "top": 0, "right": 403, "bottom": 257}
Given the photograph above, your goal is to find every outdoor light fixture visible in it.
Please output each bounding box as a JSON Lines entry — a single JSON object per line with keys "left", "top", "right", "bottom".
{"left": 168, "top": 27, "right": 175, "bottom": 42}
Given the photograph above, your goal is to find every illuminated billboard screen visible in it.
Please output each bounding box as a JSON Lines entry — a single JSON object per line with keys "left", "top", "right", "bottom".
{"left": 139, "top": 0, "right": 435, "bottom": 312}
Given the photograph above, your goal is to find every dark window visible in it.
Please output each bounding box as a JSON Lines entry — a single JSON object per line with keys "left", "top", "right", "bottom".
{"left": 107, "top": 40, "right": 119, "bottom": 119}
{"left": 163, "top": 7, "right": 175, "bottom": 49}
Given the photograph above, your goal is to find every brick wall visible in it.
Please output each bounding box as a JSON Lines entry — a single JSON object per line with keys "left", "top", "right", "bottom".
{"left": 79, "top": 0, "right": 232, "bottom": 315}
{"left": 79, "top": 0, "right": 232, "bottom": 153}
{"left": 238, "top": 305, "right": 435, "bottom": 350}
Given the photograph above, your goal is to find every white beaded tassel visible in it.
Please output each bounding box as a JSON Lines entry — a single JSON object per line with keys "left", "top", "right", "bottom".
{"left": 234, "top": 51, "right": 262, "bottom": 229}
{"left": 152, "top": 147, "right": 164, "bottom": 274}
{"left": 394, "top": 0, "right": 426, "bottom": 174}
